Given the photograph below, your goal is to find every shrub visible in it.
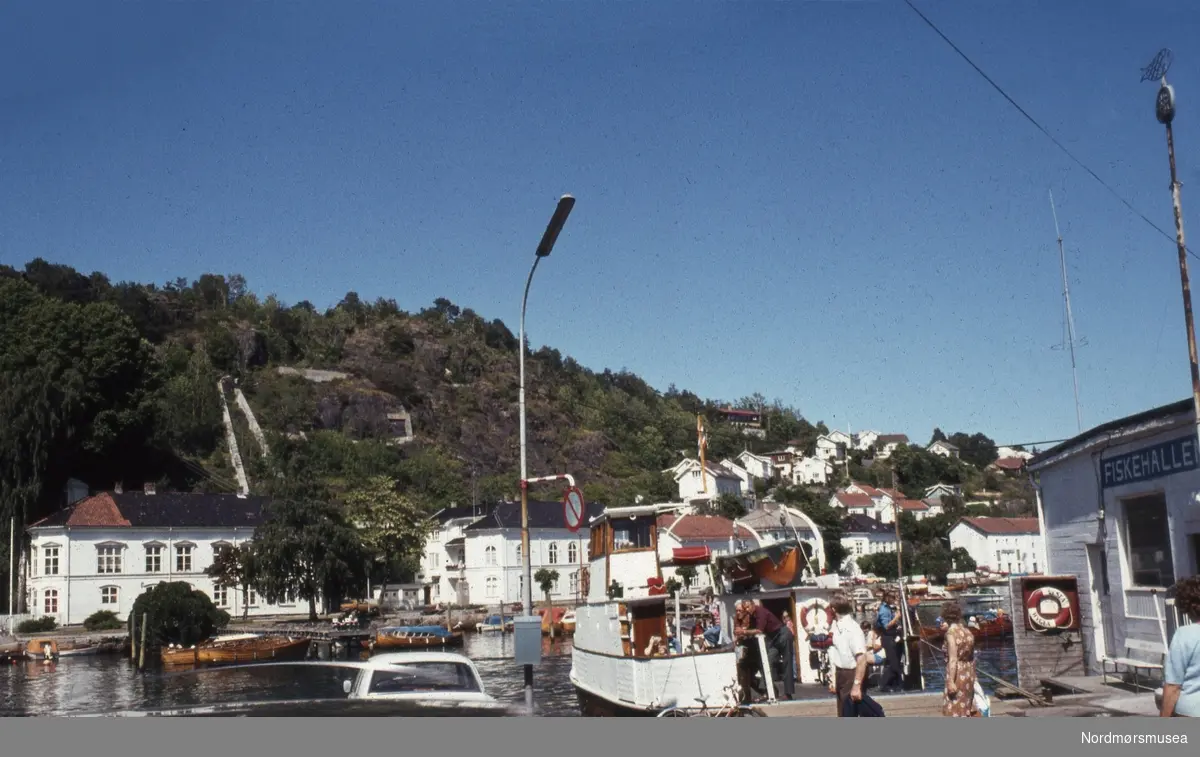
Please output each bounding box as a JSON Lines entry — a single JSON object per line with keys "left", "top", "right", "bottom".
{"left": 16, "top": 616, "right": 58, "bottom": 634}
{"left": 130, "top": 581, "right": 230, "bottom": 651}
{"left": 83, "top": 610, "right": 124, "bottom": 631}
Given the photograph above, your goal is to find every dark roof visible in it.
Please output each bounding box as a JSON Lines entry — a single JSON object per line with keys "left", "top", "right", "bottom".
{"left": 444, "top": 537, "right": 465, "bottom": 548}
{"left": 1029, "top": 398, "right": 1192, "bottom": 467}
{"left": 462, "top": 499, "right": 606, "bottom": 532}
{"left": 430, "top": 504, "right": 494, "bottom": 524}
{"left": 31, "top": 492, "right": 268, "bottom": 529}
{"left": 877, "top": 434, "right": 909, "bottom": 444}
{"left": 842, "top": 514, "right": 893, "bottom": 535}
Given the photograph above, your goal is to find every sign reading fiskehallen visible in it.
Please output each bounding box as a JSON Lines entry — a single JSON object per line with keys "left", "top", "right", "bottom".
{"left": 1101, "top": 434, "right": 1199, "bottom": 489}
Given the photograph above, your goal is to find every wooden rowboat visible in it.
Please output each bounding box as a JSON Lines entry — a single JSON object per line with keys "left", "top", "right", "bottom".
{"left": 919, "top": 614, "right": 1013, "bottom": 642}
{"left": 373, "top": 626, "right": 464, "bottom": 650}
{"left": 161, "top": 636, "right": 311, "bottom": 666}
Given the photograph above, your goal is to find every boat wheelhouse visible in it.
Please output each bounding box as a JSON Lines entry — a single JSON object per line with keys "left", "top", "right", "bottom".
{"left": 569, "top": 504, "right": 924, "bottom": 716}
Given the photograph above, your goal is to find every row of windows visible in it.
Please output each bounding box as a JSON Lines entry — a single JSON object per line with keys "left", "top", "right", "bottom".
{"left": 38, "top": 585, "right": 293, "bottom": 614}
{"left": 481, "top": 572, "right": 580, "bottom": 597}
{"left": 38, "top": 544, "right": 222, "bottom": 577}
{"left": 479, "top": 542, "right": 579, "bottom": 567}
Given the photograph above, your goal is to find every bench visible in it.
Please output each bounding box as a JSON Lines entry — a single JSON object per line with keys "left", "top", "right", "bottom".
{"left": 1101, "top": 638, "right": 1166, "bottom": 692}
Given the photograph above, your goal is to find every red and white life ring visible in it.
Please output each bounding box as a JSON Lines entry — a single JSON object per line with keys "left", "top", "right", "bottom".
{"left": 798, "top": 599, "right": 836, "bottom": 635}
{"left": 1025, "top": 586, "right": 1073, "bottom": 631}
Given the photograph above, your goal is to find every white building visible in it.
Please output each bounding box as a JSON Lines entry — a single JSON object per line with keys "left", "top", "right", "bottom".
{"left": 656, "top": 512, "right": 758, "bottom": 592}
{"left": 717, "top": 459, "right": 754, "bottom": 491}
{"left": 928, "top": 440, "right": 960, "bottom": 458}
{"left": 853, "top": 430, "right": 880, "bottom": 452}
{"left": 1028, "top": 399, "right": 1200, "bottom": 674}
{"left": 25, "top": 488, "right": 304, "bottom": 626}
{"left": 668, "top": 459, "right": 744, "bottom": 503}
{"left": 420, "top": 500, "right": 602, "bottom": 608}
{"left": 831, "top": 491, "right": 880, "bottom": 520}
{"left": 735, "top": 450, "right": 774, "bottom": 480}
{"left": 925, "top": 483, "right": 963, "bottom": 500}
{"left": 840, "top": 515, "right": 899, "bottom": 574}
{"left": 815, "top": 434, "right": 850, "bottom": 463}
{"left": 790, "top": 456, "right": 833, "bottom": 486}
{"left": 874, "top": 434, "right": 910, "bottom": 459}
{"left": 948, "top": 517, "right": 1043, "bottom": 576}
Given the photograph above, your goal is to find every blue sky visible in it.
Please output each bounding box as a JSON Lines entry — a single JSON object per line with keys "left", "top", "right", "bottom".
{"left": 2, "top": 1, "right": 1198, "bottom": 448}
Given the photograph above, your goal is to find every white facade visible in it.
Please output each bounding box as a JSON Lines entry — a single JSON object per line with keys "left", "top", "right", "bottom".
{"left": 458, "top": 529, "right": 589, "bottom": 607}
{"left": 735, "top": 451, "right": 774, "bottom": 480}
{"left": 928, "top": 440, "right": 960, "bottom": 458}
{"left": 790, "top": 456, "right": 832, "bottom": 485}
{"left": 27, "top": 526, "right": 298, "bottom": 626}
{"left": 840, "top": 520, "right": 899, "bottom": 575}
{"left": 814, "top": 435, "right": 848, "bottom": 463}
{"left": 948, "top": 519, "right": 1043, "bottom": 575}
{"left": 717, "top": 459, "right": 754, "bottom": 490}
{"left": 854, "top": 430, "right": 880, "bottom": 451}
{"left": 672, "top": 459, "right": 743, "bottom": 502}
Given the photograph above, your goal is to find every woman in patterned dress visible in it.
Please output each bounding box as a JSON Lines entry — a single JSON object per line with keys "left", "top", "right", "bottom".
{"left": 940, "top": 601, "right": 978, "bottom": 717}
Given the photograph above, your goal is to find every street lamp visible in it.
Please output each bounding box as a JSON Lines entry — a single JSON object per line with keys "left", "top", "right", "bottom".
{"left": 517, "top": 194, "right": 575, "bottom": 714}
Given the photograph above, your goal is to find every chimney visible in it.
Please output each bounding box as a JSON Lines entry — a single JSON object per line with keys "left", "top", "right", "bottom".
{"left": 114, "top": 482, "right": 123, "bottom": 494}
{"left": 144, "top": 483, "right": 156, "bottom": 495}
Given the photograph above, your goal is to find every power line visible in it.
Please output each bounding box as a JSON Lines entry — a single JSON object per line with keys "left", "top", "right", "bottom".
{"left": 901, "top": 0, "right": 1200, "bottom": 262}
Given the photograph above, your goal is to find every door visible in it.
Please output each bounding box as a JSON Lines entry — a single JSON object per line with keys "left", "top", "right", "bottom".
{"left": 1085, "top": 544, "right": 1112, "bottom": 665}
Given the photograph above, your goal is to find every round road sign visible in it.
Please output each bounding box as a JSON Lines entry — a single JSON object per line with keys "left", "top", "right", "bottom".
{"left": 563, "top": 487, "right": 585, "bottom": 532}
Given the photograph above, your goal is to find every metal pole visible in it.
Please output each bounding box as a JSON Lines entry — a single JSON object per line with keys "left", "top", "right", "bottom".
{"left": 1165, "top": 117, "right": 1200, "bottom": 427}
{"left": 8, "top": 516, "right": 15, "bottom": 618}
{"left": 519, "top": 254, "right": 540, "bottom": 715}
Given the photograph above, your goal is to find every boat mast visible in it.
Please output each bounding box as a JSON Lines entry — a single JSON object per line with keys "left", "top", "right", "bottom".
{"left": 1050, "top": 190, "right": 1085, "bottom": 433}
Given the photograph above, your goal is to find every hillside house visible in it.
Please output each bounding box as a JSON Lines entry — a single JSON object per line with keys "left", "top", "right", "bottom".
{"left": 927, "top": 440, "right": 960, "bottom": 458}
{"left": 948, "top": 517, "right": 1043, "bottom": 576}
{"left": 874, "top": 434, "right": 910, "bottom": 459}
{"left": 815, "top": 434, "right": 850, "bottom": 463}
{"left": 988, "top": 457, "right": 1026, "bottom": 476}
{"left": 717, "top": 459, "right": 754, "bottom": 491}
{"left": 790, "top": 456, "right": 833, "bottom": 486}
{"left": 924, "top": 483, "right": 963, "bottom": 500}
{"left": 665, "top": 458, "right": 744, "bottom": 504}
{"left": 718, "top": 407, "right": 767, "bottom": 438}
{"left": 853, "top": 430, "right": 880, "bottom": 451}
{"left": 764, "top": 448, "right": 798, "bottom": 478}
{"left": 1028, "top": 398, "right": 1200, "bottom": 674}
{"left": 25, "top": 488, "right": 304, "bottom": 626}
{"left": 840, "top": 515, "right": 899, "bottom": 574}
{"left": 735, "top": 450, "right": 774, "bottom": 480}
{"left": 830, "top": 491, "right": 881, "bottom": 520}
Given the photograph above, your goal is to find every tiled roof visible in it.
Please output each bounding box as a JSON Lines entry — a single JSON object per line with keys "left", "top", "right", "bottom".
{"left": 877, "top": 434, "right": 909, "bottom": 445}
{"left": 30, "top": 492, "right": 268, "bottom": 529}
{"left": 956, "top": 517, "right": 1039, "bottom": 535}
{"left": 897, "top": 499, "right": 929, "bottom": 511}
{"left": 992, "top": 457, "right": 1026, "bottom": 471}
{"left": 877, "top": 487, "right": 904, "bottom": 500}
{"left": 849, "top": 483, "right": 883, "bottom": 498}
{"left": 833, "top": 492, "right": 874, "bottom": 508}
{"left": 737, "top": 505, "right": 813, "bottom": 532}
{"left": 463, "top": 499, "right": 605, "bottom": 532}
{"left": 658, "top": 513, "right": 754, "bottom": 540}
{"left": 842, "top": 514, "right": 894, "bottom": 535}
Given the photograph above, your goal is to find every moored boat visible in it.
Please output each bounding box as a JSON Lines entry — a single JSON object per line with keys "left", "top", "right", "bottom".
{"left": 561, "top": 611, "right": 576, "bottom": 634}
{"left": 539, "top": 606, "right": 568, "bottom": 635}
{"left": 477, "top": 614, "right": 512, "bottom": 633}
{"left": 24, "top": 638, "right": 59, "bottom": 662}
{"left": 161, "top": 635, "right": 312, "bottom": 666}
{"left": 373, "top": 625, "right": 464, "bottom": 650}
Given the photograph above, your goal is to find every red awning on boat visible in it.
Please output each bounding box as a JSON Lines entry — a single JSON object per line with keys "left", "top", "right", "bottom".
{"left": 672, "top": 546, "right": 712, "bottom": 564}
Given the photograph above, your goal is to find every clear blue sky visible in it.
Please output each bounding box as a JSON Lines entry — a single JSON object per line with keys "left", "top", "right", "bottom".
{"left": 2, "top": 1, "right": 1198, "bottom": 448}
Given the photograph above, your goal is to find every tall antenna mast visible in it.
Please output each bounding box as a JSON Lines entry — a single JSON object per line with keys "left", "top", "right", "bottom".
{"left": 1049, "top": 190, "right": 1086, "bottom": 432}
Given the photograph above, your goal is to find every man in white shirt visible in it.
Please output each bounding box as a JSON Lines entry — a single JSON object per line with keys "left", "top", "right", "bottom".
{"left": 826, "top": 595, "right": 868, "bottom": 716}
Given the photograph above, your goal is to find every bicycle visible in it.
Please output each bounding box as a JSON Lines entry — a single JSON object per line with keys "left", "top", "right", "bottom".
{"left": 655, "top": 683, "right": 766, "bottom": 717}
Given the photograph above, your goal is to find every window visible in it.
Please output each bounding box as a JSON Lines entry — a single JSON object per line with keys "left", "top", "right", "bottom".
{"left": 548, "top": 542, "right": 559, "bottom": 565}
{"left": 101, "top": 586, "right": 118, "bottom": 605}
{"left": 43, "top": 547, "right": 60, "bottom": 576}
{"left": 145, "top": 546, "right": 163, "bottom": 573}
{"left": 246, "top": 587, "right": 258, "bottom": 607}
{"left": 214, "top": 585, "right": 229, "bottom": 608}
{"left": 486, "top": 576, "right": 498, "bottom": 597}
{"left": 97, "top": 545, "right": 123, "bottom": 574}
{"left": 44, "top": 589, "right": 58, "bottom": 614}
{"left": 1124, "top": 493, "right": 1175, "bottom": 587}
{"left": 855, "top": 543, "right": 864, "bottom": 555}
{"left": 428, "top": 551, "right": 439, "bottom": 569}
{"left": 568, "top": 542, "right": 578, "bottom": 564}
{"left": 367, "top": 662, "right": 480, "bottom": 694}
{"left": 485, "top": 545, "right": 497, "bottom": 566}
{"left": 518, "top": 575, "right": 524, "bottom": 599}
{"left": 176, "top": 544, "right": 194, "bottom": 573}
{"left": 569, "top": 572, "right": 579, "bottom": 595}
{"left": 611, "top": 518, "right": 653, "bottom": 551}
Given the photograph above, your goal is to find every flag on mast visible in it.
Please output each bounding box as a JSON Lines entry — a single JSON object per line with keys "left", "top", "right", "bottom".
{"left": 697, "top": 415, "right": 708, "bottom": 493}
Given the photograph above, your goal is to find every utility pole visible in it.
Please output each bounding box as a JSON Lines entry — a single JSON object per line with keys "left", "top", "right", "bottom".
{"left": 1145, "top": 49, "right": 1200, "bottom": 431}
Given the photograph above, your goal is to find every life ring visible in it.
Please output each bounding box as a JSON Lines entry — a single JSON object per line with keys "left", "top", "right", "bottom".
{"left": 1025, "top": 586, "right": 1073, "bottom": 631}
{"left": 798, "top": 599, "right": 835, "bottom": 635}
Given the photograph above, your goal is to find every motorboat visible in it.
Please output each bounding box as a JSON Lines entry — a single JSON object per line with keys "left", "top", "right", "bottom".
{"left": 561, "top": 611, "right": 576, "bottom": 634}
{"left": 67, "top": 652, "right": 514, "bottom": 716}
{"left": 477, "top": 614, "right": 513, "bottom": 633}
{"left": 373, "top": 625, "right": 465, "bottom": 649}
{"left": 161, "top": 634, "right": 311, "bottom": 666}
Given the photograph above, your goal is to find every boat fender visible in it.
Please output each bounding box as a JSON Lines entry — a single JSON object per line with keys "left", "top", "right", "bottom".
{"left": 1025, "top": 586, "right": 1073, "bottom": 631}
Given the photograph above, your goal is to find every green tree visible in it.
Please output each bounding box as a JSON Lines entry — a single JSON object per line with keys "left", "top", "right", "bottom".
{"left": 130, "top": 581, "right": 230, "bottom": 650}
{"left": 342, "top": 476, "right": 432, "bottom": 584}
{"left": 676, "top": 565, "right": 698, "bottom": 593}
{"left": 855, "top": 553, "right": 900, "bottom": 580}
{"left": 534, "top": 568, "right": 559, "bottom": 608}
{"left": 252, "top": 496, "right": 370, "bottom": 621}
{"left": 947, "top": 432, "right": 999, "bottom": 470}
{"left": 949, "top": 547, "right": 977, "bottom": 574}
{"left": 205, "top": 545, "right": 259, "bottom": 621}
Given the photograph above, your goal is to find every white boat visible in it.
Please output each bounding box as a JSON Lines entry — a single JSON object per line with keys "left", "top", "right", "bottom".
{"left": 568, "top": 504, "right": 927, "bottom": 716}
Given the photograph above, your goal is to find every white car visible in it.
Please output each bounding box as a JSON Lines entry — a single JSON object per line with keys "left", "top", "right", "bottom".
{"left": 340, "top": 652, "right": 501, "bottom": 706}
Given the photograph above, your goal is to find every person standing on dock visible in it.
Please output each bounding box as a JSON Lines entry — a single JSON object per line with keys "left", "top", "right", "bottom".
{"left": 940, "top": 601, "right": 978, "bottom": 717}
{"left": 828, "top": 596, "right": 869, "bottom": 717}
{"left": 1161, "top": 576, "right": 1200, "bottom": 718}
{"left": 875, "top": 591, "right": 904, "bottom": 693}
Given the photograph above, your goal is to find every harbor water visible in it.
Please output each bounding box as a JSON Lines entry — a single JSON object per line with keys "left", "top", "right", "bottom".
{"left": 0, "top": 633, "right": 1016, "bottom": 716}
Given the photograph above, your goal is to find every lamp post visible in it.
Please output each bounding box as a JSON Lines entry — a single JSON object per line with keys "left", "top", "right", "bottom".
{"left": 517, "top": 194, "right": 575, "bottom": 714}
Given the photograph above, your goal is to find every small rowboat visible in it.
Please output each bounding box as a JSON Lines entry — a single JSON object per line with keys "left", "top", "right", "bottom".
{"left": 477, "top": 615, "right": 512, "bottom": 633}
{"left": 561, "top": 611, "right": 576, "bottom": 634}
{"left": 920, "top": 613, "right": 1013, "bottom": 642}
{"left": 373, "top": 626, "right": 464, "bottom": 650}
{"left": 161, "top": 635, "right": 312, "bottom": 666}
